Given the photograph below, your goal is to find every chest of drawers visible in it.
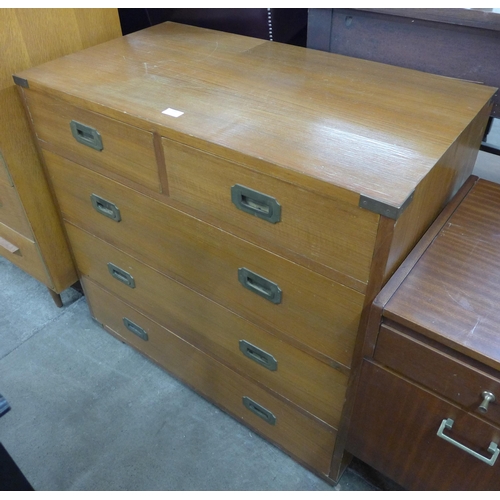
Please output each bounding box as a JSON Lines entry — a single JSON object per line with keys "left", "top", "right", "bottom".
{"left": 14, "top": 22, "right": 496, "bottom": 482}
{"left": 347, "top": 177, "right": 500, "bottom": 489}
{"left": 0, "top": 9, "right": 121, "bottom": 306}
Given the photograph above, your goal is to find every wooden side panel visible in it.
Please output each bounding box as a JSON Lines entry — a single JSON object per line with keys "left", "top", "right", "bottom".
{"left": 383, "top": 101, "right": 492, "bottom": 283}
{"left": 0, "top": 181, "right": 33, "bottom": 238}
{"left": 0, "top": 8, "right": 121, "bottom": 291}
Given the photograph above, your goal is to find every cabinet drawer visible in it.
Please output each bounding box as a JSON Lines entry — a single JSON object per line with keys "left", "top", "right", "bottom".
{"left": 70, "top": 229, "right": 347, "bottom": 428}
{"left": 46, "top": 151, "right": 364, "bottom": 369}
{"left": 0, "top": 182, "right": 33, "bottom": 238}
{"left": 375, "top": 324, "right": 500, "bottom": 427}
{"left": 0, "top": 222, "right": 49, "bottom": 285}
{"left": 163, "top": 138, "right": 379, "bottom": 286}
{"left": 82, "top": 277, "right": 337, "bottom": 476}
{"left": 348, "top": 361, "right": 500, "bottom": 490}
{"left": 25, "top": 91, "right": 161, "bottom": 192}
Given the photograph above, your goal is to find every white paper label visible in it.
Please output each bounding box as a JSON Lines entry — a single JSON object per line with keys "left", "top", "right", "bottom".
{"left": 162, "top": 108, "right": 184, "bottom": 118}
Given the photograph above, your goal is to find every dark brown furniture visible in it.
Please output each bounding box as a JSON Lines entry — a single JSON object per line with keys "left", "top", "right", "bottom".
{"left": 347, "top": 176, "right": 500, "bottom": 490}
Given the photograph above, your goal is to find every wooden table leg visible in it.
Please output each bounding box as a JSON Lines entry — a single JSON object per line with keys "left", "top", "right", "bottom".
{"left": 47, "top": 288, "right": 63, "bottom": 308}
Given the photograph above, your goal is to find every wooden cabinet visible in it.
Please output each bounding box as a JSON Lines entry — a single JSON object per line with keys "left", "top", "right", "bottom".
{"left": 347, "top": 178, "right": 500, "bottom": 490}
{"left": 14, "top": 22, "right": 495, "bottom": 482}
{"left": 0, "top": 8, "right": 122, "bottom": 306}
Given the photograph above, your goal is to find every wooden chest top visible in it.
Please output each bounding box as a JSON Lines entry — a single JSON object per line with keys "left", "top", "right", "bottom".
{"left": 384, "top": 179, "right": 500, "bottom": 372}
{"left": 14, "top": 22, "right": 496, "bottom": 209}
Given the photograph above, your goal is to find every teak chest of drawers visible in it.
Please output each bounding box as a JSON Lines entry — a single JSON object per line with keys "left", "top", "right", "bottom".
{"left": 15, "top": 22, "right": 496, "bottom": 482}
{"left": 347, "top": 177, "right": 500, "bottom": 490}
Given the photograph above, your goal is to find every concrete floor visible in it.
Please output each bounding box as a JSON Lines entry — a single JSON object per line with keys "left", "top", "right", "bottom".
{"left": 1, "top": 120, "right": 499, "bottom": 491}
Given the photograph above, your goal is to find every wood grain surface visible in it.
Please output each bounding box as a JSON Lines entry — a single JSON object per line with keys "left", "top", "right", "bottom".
{"left": 15, "top": 21, "right": 496, "bottom": 208}
{"left": 384, "top": 179, "right": 500, "bottom": 372}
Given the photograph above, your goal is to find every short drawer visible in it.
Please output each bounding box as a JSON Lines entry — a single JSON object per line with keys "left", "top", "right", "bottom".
{"left": 71, "top": 230, "right": 348, "bottom": 428}
{"left": 374, "top": 324, "right": 500, "bottom": 427}
{"left": 347, "top": 360, "right": 500, "bottom": 490}
{"left": 0, "top": 222, "right": 49, "bottom": 285}
{"left": 46, "top": 151, "right": 364, "bottom": 369}
{"left": 163, "top": 138, "right": 379, "bottom": 287}
{"left": 82, "top": 277, "right": 337, "bottom": 476}
{"left": 0, "top": 182, "right": 33, "bottom": 238}
{"left": 25, "top": 90, "right": 161, "bottom": 192}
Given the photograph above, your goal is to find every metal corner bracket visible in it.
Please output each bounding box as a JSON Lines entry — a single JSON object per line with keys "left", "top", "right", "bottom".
{"left": 359, "top": 190, "right": 414, "bottom": 220}
{"left": 12, "top": 75, "right": 29, "bottom": 88}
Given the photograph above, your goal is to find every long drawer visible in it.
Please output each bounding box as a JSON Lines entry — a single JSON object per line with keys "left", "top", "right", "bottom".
{"left": 25, "top": 91, "right": 161, "bottom": 192}
{"left": 348, "top": 360, "right": 500, "bottom": 490}
{"left": 45, "top": 150, "right": 364, "bottom": 369}
{"left": 375, "top": 324, "right": 500, "bottom": 427}
{"left": 68, "top": 224, "right": 347, "bottom": 428}
{"left": 82, "top": 276, "right": 337, "bottom": 475}
{"left": 163, "top": 137, "right": 379, "bottom": 286}
{"left": 0, "top": 222, "right": 48, "bottom": 285}
{"left": 0, "top": 181, "right": 33, "bottom": 238}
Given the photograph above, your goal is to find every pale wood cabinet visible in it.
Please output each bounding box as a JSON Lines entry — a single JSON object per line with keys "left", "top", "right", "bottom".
{"left": 15, "top": 22, "right": 495, "bottom": 482}
{"left": 0, "top": 8, "right": 122, "bottom": 305}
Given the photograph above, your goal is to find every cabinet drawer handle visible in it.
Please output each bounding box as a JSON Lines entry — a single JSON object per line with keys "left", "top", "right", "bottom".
{"left": 107, "top": 263, "right": 136, "bottom": 288}
{"left": 437, "top": 418, "right": 499, "bottom": 466}
{"left": 242, "top": 396, "right": 276, "bottom": 425}
{"left": 238, "top": 268, "right": 282, "bottom": 304}
{"left": 70, "top": 120, "right": 103, "bottom": 151}
{"left": 478, "top": 391, "right": 496, "bottom": 413}
{"left": 239, "top": 340, "right": 277, "bottom": 371}
{"left": 231, "top": 184, "right": 281, "bottom": 223}
{"left": 91, "top": 194, "right": 121, "bottom": 222}
{"left": 123, "top": 317, "right": 148, "bottom": 341}
{"left": 0, "top": 236, "right": 21, "bottom": 255}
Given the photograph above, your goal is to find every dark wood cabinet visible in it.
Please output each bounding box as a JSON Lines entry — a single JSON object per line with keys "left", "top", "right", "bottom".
{"left": 347, "top": 177, "right": 500, "bottom": 490}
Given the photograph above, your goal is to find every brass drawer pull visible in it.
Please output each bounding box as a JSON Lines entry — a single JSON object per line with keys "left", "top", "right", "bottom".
{"left": 239, "top": 340, "right": 277, "bottom": 371}
{"left": 91, "top": 194, "right": 121, "bottom": 222}
{"left": 238, "top": 268, "right": 282, "bottom": 304}
{"left": 123, "top": 317, "right": 148, "bottom": 341}
{"left": 242, "top": 396, "right": 276, "bottom": 425}
{"left": 107, "top": 263, "right": 136, "bottom": 288}
{"left": 0, "top": 236, "right": 21, "bottom": 255}
{"left": 70, "top": 120, "right": 103, "bottom": 151}
{"left": 231, "top": 184, "right": 281, "bottom": 223}
{"left": 478, "top": 391, "right": 496, "bottom": 413}
{"left": 437, "top": 418, "right": 499, "bottom": 466}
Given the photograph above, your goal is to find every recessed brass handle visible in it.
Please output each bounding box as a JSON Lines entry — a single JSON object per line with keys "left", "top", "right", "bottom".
{"left": 478, "top": 391, "right": 496, "bottom": 413}
{"left": 238, "top": 268, "right": 282, "bottom": 304}
{"left": 231, "top": 184, "right": 281, "bottom": 223}
{"left": 242, "top": 396, "right": 276, "bottom": 425}
{"left": 91, "top": 194, "right": 121, "bottom": 222}
{"left": 107, "top": 263, "right": 136, "bottom": 288}
{"left": 70, "top": 120, "right": 103, "bottom": 151}
{"left": 437, "top": 418, "right": 499, "bottom": 466}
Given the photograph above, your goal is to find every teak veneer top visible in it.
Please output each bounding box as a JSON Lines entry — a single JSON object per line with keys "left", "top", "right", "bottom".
{"left": 384, "top": 179, "right": 500, "bottom": 372}
{"left": 15, "top": 22, "right": 497, "bottom": 208}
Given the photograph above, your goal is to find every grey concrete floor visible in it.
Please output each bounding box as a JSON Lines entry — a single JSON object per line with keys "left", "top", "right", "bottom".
{"left": 1, "top": 120, "right": 499, "bottom": 492}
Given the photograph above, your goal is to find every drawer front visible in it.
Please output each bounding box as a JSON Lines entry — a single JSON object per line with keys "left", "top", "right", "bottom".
{"left": 0, "top": 222, "right": 49, "bottom": 285}
{"left": 348, "top": 361, "right": 500, "bottom": 490}
{"left": 375, "top": 324, "right": 500, "bottom": 427}
{"left": 46, "top": 151, "right": 364, "bottom": 369}
{"left": 70, "top": 228, "right": 347, "bottom": 428}
{"left": 25, "top": 90, "right": 161, "bottom": 192}
{"left": 0, "top": 182, "right": 33, "bottom": 238}
{"left": 82, "top": 277, "right": 337, "bottom": 476}
{"left": 163, "top": 138, "right": 379, "bottom": 286}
